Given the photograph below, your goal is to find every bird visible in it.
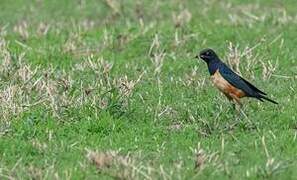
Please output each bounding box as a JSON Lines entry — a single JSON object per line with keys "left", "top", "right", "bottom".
{"left": 196, "top": 48, "right": 278, "bottom": 106}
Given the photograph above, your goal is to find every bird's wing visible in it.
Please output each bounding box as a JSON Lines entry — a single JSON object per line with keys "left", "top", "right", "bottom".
{"left": 218, "top": 65, "right": 259, "bottom": 96}
{"left": 240, "top": 77, "right": 267, "bottom": 95}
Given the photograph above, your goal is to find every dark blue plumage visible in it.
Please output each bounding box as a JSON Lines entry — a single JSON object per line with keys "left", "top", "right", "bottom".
{"left": 197, "top": 48, "right": 278, "bottom": 104}
{"left": 218, "top": 64, "right": 262, "bottom": 97}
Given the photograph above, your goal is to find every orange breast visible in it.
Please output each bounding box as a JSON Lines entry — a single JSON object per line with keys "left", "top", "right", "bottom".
{"left": 211, "top": 70, "right": 245, "bottom": 98}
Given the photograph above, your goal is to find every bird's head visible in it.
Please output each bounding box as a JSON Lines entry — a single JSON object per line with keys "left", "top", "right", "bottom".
{"left": 195, "top": 48, "right": 218, "bottom": 63}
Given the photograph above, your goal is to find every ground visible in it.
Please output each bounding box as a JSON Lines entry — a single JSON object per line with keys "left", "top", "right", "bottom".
{"left": 0, "top": 0, "right": 296, "bottom": 179}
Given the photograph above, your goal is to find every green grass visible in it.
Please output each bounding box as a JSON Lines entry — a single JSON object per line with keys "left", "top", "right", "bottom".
{"left": 0, "top": 0, "right": 297, "bottom": 179}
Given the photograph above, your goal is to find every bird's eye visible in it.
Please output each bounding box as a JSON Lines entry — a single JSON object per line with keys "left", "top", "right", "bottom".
{"left": 205, "top": 51, "right": 210, "bottom": 56}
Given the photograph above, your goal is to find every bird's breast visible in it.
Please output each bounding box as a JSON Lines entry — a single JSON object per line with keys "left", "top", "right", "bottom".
{"left": 211, "top": 70, "right": 245, "bottom": 98}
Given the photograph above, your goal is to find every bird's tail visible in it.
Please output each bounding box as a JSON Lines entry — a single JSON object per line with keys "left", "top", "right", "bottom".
{"left": 259, "top": 95, "right": 278, "bottom": 104}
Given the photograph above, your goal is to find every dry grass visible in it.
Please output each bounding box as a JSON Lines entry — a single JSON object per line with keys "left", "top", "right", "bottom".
{"left": 86, "top": 149, "right": 165, "bottom": 180}
{"left": 172, "top": 8, "right": 192, "bottom": 28}
{"left": 226, "top": 40, "right": 280, "bottom": 81}
{"left": 0, "top": 40, "right": 148, "bottom": 121}
{"left": 192, "top": 143, "right": 226, "bottom": 176}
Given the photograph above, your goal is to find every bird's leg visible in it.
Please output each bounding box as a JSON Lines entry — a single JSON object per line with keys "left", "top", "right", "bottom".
{"left": 224, "top": 93, "right": 236, "bottom": 111}
{"left": 229, "top": 95, "right": 260, "bottom": 132}
{"left": 239, "top": 107, "right": 260, "bottom": 133}
{"left": 232, "top": 103, "right": 236, "bottom": 110}
{"left": 229, "top": 95, "right": 246, "bottom": 129}
{"left": 229, "top": 94, "right": 242, "bottom": 113}
{"left": 233, "top": 101, "right": 241, "bottom": 120}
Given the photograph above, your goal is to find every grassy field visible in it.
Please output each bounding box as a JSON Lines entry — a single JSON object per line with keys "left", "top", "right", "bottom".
{"left": 0, "top": 0, "right": 297, "bottom": 179}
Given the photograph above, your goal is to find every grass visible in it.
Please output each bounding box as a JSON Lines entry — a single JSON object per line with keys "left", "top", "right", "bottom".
{"left": 0, "top": 0, "right": 297, "bottom": 179}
